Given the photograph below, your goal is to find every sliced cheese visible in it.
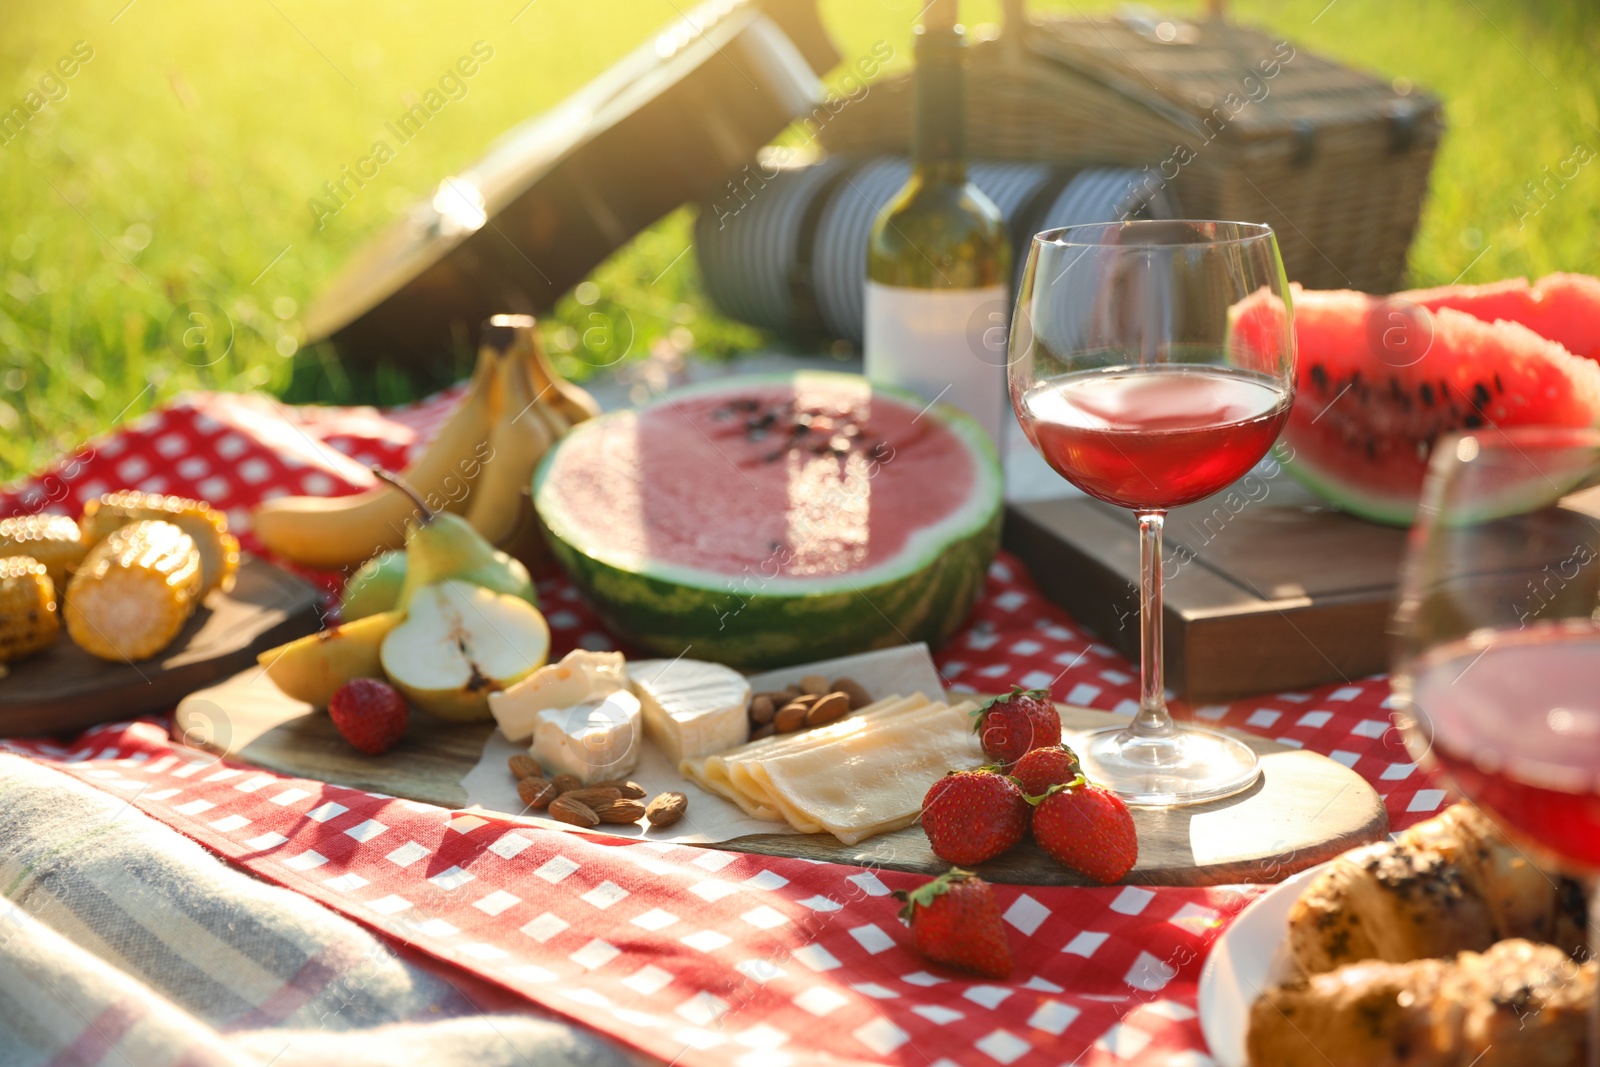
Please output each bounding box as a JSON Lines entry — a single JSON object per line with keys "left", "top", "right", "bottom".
{"left": 628, "top": 658, "right": 751, "bottom": 764}
{"left": 679, "top": 694, "right": 928, "bottom": 818}
{"left": 488, "top": 650, "right": 625, "bottom": 742}
{"left": 760, "top": 700, "right": 983, "bottom": 844}
{"left": 530, "top": 689, "right": 643, "bottom": 784}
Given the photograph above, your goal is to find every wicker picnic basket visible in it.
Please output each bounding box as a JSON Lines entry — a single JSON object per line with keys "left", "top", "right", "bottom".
{"left": 815, "top": 1, "right": 1443, "bottom": 294}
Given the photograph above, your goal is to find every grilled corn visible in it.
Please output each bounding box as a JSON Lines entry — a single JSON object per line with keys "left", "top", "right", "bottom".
{"left": 0, "top": 555, "right": 60, "bottom": 663}
{"left": 0, "top": 513, "right": 87, "bottom": 592}
{"left": 65, "top": 520, "right": 203, "bottom": 662}
{"left": 81, "top": 490, "right": 240, "bottom": 596}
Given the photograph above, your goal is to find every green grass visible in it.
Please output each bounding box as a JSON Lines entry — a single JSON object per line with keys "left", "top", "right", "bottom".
{"left": 1, "top": 0, "right": 1597, "bottom": 481}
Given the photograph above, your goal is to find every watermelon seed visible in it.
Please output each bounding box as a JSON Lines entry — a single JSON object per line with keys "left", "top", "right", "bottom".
{"left": 1310, "top": 363, "right": 1329, "bottom": 394}
{"left": 1419, "top": 383, "right": 1434, "bottom": 408}
{"left": 1494, "top": 373, "right": 1506, "bottom": 394}
{"left": 1471, "top": 382, "right": 1491, "bottom": 409}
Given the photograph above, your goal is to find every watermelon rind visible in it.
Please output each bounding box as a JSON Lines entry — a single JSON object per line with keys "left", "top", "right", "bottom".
{"left": 533, "top": 372, "right": 1002, "bottom": 669}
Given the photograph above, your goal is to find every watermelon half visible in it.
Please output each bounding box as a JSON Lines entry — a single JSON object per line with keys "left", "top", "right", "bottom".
{"left": 1238, "top": 285, "right": 1600, "bottom": 525}
{"left": 533, "top": 371, "right": 1002, "bottom": 668}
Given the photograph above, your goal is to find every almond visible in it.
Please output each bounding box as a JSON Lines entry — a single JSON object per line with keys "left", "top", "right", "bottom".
{"left": 774, "top": 701, "right": 808, "bottom": 733}
{"left": 507, "top": 754, "right": 543, "bottom": 780}
{"left": 593, "top": 798, "right": 648, "bottom": 824}
{"left": 550, "top": 774, "right": 583, "bottom": 796}
{"left": 749, "top": 695, "right": 776, "bottom": 724}
{"left": 798, "top": 674, "right": 830, "bottom": 697}
{"left": 750, "top": 722, "right": 776, "bottom": 741}
{"left": 646, "top": 792, "right": 688, "bottom": 827}
{"left": 831, "top": 677, "right": 872, "bottom": 710}
{"left": 805, "top": 691, "right": 850, "bottom": 727}
{"left": 549, "top": 796, "right": 600, "bottom": 827}
{"left": 592, "top": 779, "right": 647, "bottom": 799}
{"left": 561, "top": 786, "right": 622, "bottom": 809}
{"left": 517, "top": 777, "right": 559, "bottom": 809}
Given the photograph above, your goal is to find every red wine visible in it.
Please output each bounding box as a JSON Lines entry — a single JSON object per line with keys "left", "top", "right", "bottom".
{"left": 1408, "top": 621, "right": 1600, "bottom": 872}
{"left": 1019, "top": 367, "right": 1292, "bottom": 510}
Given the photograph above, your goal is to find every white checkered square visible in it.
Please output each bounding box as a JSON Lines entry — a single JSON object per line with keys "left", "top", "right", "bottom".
{"left": 343, "top": 819, "right": 387, "bottom": 843}
{"left": 631, "top": 908, "right": 680, "bottom": 931}
{"left": 1003, "top": 893, "right": 1049, "bottom": 935}
{"left": 385, "top": 841, "right": 430, "bottom": 868}
{"left": 305, "top": 802, "right": 347, "bottom": 823}
{"left": 428, "top": 865, "right": 475, "bottom": 891}
{"left": 793, "top": 987, "right": 849, "bottom": 1016}
{"left": 623, "top": 965, "right": 674, "bottom": 995}
{"left": 488, "top": 832, "right": 534, "bottom": 859}
{"left": 520, "top": 913, "right": 569, "bottom": 943}
{"left": 570, "top": 939, "right": 621, "bottom": 970}
{"left": 473, "top": 890, "right": 521, "bottom": 916}
{"left": 581, "top": 881, "right": 628, "bottom": 909}
{"left": 534, "top": 855, "right": 579, "bottom": 883}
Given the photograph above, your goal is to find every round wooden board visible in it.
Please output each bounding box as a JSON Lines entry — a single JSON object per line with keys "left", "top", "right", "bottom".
{"left": 177, "top": 678, "right": 1387, "bottom": 887}
{"left": 1, "top": 557, "right": 322, "bottom": 738}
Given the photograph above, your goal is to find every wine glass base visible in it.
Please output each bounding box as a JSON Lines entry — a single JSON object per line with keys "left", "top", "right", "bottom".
{"left": 1074, "top": 725, "right": 1261, "bottom": 807}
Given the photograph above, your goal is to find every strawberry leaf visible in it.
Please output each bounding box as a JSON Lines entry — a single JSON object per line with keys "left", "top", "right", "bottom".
{"left": 1022, "top": 773, "right": 1086, "bottom": 805}
{"left": 971, "top": 686, "right": 1052, "bottom": 732}
{"left": 894, "top": 867, "right": 975, "bottom": 923}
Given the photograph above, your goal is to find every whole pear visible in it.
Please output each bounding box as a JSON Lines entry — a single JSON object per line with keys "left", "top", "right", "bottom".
{"left": 342, "top": 550, "right": 407, "bottom": 621}
{"left": 371, "top": 468, "right": 536, "bottom": 611}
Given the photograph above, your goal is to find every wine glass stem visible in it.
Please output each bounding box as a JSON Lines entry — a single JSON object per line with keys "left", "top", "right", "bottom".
{"left": 1134, "top": 511, "right": 1177, "bottom": 742}
{"left": 1590, "top": 880, "right": 1599, "bottom": 1067}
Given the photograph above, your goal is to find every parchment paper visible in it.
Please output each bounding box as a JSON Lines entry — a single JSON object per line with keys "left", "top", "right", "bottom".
{"left": 459, "top": 643, "right": 948, "bottom": 843}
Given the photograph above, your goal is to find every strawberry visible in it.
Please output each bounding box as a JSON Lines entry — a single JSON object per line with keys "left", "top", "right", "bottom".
{"left": 1012, "top": 745, "right": 1083, "bottom": 798}
{"left": 893, "top": 868, "right": 1013, "bottom": 979}
{"left": 1030, "top": 780, "right": 1138, "bottom": 884}
{"left": 328, "top": 678, "right": 408, "bottom": 755}
{"left": 973, "top": 686, "right": 1061, "bottom": 769}
{"left": 920, "top": 768, "right": 1029, "bottom": 866}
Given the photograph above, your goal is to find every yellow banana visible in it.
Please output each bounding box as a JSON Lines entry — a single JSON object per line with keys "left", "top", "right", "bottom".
{"left": 485, "top": 313, "right": 601, "bottom": 427}
{"left": 467, "top": 321, "right": 566, "bottom": 572}
{"left": 251, "top": 347, "right": 502, "bottom": 570}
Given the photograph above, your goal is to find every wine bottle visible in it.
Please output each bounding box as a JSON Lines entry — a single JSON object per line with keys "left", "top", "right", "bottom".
{"left": 864, "top": 0, "right": 1010, "bottom": 449}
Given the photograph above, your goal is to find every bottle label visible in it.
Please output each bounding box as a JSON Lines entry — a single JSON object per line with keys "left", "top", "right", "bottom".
{"left": 863, "top": 282, "right": 1010, "bottom": 449}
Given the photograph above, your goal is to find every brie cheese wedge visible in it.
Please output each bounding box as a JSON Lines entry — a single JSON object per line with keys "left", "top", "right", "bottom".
{"left": 530, "top": 689, "right": 643, "bottom": 784}
{"left": 488, "top": 650, "right": 626, "bottom": 742}
{"left": 629, "top": 658, "right": 751, "bottom": 764}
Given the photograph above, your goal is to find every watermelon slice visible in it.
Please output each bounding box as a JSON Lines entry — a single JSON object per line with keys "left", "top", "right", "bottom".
{"left": 533, "top": 371, "right": 1002, "bottom": 668}
{"left": 1267, "top": 285, "right": 1600, "bottom": 525}
{"left": 1402, "top": 273, "right": 1600, "bottom": 362}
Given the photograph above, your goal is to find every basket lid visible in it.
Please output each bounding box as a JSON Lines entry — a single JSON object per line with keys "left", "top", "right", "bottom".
{"left": 1024, "top": 12, "right": 1440, "bottom": 142}
{"left": 304, "top": 0, "right": 837, "bottom": 366}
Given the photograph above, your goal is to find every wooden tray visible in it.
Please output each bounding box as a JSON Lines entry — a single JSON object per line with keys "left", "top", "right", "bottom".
{"left": 0, "top": 556, "right": 323, "bottom": 737}
{"left": 177, "top": 672, "right": 1387, "bottom": 887}
{"left": 1004, "top": 466, "right": 1406, "bottom": 703}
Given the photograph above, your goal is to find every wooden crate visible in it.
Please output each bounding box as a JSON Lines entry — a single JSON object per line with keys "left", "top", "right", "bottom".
{"left": 1003, "top": 466, "right": 1406, "bottom": 702}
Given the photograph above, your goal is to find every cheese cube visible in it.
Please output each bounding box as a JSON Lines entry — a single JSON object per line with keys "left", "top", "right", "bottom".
{"left": 629, "top": 658, "right": 750, "bottom": 764}
{"left": 530, "top": 689, "right": 643, "bottom": 785}
{"left": 488, "top": 650, "right": 626, "bottom": 742}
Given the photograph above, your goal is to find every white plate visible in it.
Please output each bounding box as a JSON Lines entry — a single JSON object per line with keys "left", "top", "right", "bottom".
{"left": 1198, "top": 862, "right": 1327, "bottom": 1067}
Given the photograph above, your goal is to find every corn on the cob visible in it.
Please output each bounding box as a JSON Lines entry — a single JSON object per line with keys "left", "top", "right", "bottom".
{"left": 65, "top": 520, "right": 202, "bottom": 662}
{"left": 0, "top": 555, "right": 60, "bottom": 663}
{"left": 81, "top": 490, "right": 240, "bottom": 596}
{"left": 0, "top": 513, "right": 87, "bottom": 592}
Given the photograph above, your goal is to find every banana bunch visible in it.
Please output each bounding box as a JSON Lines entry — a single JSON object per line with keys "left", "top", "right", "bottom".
{"left": 252, "top": 315, "right": 598, "bottom": 571}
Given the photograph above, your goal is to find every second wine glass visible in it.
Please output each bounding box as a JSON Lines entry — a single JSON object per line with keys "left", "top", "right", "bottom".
{"left": 1007, "top": 220, "right": 1296, "bottom": 805}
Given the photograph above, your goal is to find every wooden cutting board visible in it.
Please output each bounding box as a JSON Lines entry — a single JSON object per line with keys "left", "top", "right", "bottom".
{"left": 1, "top": 557, "right": 323, "bottom": 737}
{"left": 176, "top": 671, "right": 1386, "bottom": 887}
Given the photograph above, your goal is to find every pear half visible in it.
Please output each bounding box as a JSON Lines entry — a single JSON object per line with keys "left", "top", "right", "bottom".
{"left": 381, "top": 579, "right": 550, "bottom": 722}
{"left": 258, "top": 609, "right": 403, "bottom": 707}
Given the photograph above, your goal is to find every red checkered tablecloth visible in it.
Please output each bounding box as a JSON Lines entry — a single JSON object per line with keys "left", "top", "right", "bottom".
{"left": 0, "top": 388, "right": 1444, "bottom": 1067}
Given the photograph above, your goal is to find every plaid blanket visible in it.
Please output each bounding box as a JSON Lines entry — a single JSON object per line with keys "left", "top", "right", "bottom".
{"left": 0, "top": 754, "right": 635, "bottom": 1067}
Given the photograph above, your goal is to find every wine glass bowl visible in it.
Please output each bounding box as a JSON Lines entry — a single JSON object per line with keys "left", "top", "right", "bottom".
{"left": 1007, "top": 220, "right": 1296, "bottom": 805}
{"left": 1392, "top": 427, "right": 1600, "bottom": 873}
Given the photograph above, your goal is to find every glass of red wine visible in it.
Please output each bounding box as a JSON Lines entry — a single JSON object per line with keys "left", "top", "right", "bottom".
{"left": 1393, "top": 426, "right": 1600, "bottom": 1053}
{"left": 1007, "top": 220, "right": 1296, "bottom": 805}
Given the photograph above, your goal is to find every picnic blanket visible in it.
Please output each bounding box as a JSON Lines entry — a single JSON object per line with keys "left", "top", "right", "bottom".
{"left": 0, "top": 387, "right": 1442, "bottom": 1067}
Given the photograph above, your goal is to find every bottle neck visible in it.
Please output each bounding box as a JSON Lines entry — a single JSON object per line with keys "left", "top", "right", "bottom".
{"left": 911, "top": 24, "right": 967, "bottom": 184}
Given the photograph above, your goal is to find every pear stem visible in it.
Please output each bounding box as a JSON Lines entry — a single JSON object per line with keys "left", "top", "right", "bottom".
{"left": 372, "top": 466, "right": 435, "bottom": 525}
